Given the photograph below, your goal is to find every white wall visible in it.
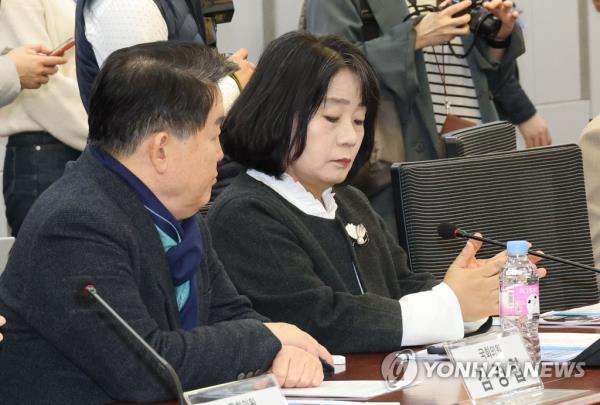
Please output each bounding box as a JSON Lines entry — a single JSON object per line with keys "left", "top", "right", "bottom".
{"left": 516, "top": 0, "right": 593, "bottom": 147}
{"left": 589, "top": 0, "right": 600, "bottom": 117}
{"left": 216, "top": 0, "right": 304, "bottom": 61}
{"left": 271, "top": 0, "right": 304, "bottom": 37}
{"left": 216, "top": 0, "right": 265, "bottom": 62}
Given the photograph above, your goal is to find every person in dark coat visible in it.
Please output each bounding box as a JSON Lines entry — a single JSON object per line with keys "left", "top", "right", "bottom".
{"left": 0, "top": 41, "right": 330, "bottom": 404}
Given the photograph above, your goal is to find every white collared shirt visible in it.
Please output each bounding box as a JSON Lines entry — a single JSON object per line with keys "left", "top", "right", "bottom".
{"left": 247, "top": 169, "right": 486, "bottom": 346}
{"left": 247, "top": 169, "right": 337, "bottom": 219}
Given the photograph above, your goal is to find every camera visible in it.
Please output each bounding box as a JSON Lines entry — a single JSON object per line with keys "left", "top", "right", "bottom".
{"left": 450, "top": 0, "right": 501, "bottom": 39}
{"left": 202, "top": 0, "right": 235, "bottom": 47}
{"left": 203, "top": 0, "right": 234, "bottom": 24}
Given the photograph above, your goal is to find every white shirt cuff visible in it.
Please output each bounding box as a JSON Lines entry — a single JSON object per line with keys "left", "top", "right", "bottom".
{"left": 218, "top": 76, "right": 240, "bottom": 114}
{"left": 399, "top": 282, "right": 465, "bottom": 346}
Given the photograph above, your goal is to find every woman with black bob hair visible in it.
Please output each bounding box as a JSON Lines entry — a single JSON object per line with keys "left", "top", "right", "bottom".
{"left": 208, "top": 31, "right": 540, "bottom": 353}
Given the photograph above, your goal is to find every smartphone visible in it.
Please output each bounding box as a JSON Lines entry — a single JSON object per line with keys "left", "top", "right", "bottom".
{"left": 50, "top": 37, "right": 75, "bottom": 56}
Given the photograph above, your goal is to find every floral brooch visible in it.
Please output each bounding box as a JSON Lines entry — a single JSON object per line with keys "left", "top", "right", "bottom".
{"left": 345, "top": 223, "right": 369, "bottom": 246}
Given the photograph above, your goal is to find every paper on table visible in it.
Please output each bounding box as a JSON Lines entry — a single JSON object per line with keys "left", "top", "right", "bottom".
{"left": 287, "top": 401, "right": 399, "bottom": 405}
{"left": 540, "top": 332, "right": 600, "bottom": 362}
{"left": 540, "top": 302, "right": 600, "bottom": 326}
{"left": 414, "top": 332, "right": 600, "bottom": 363}
{"left": 282, "top": 380, "right": 415, "bottom": 401}
{"left": 564, "top": 302, "right": 600, "bottom": 312}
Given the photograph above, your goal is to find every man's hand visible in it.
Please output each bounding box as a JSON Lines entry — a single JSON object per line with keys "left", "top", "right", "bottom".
{"left": 518, "top": 112, "right": 552, "bottom": 148}
{"left": 264, "top": 322, "right": 333, "bottom": 365}
{"left": 415, "top": 0, "right": 472, "bottom": 50}
{"left": 444, "top": 236, "right": 547, "bottom": 321}
{"left": 227, "top": 48, "right": 255, "bottom": 90}
{"left": 270, "top": 346, "right": 324, "bottom": 388}
{"left": 0, "top": 315, "right": 6, "bottom": 342}
{"left": 482, "top": 0, "right": 519, "bottom": 40}
{"left": 7, "top": 44, "right": 67, "bottom": 90}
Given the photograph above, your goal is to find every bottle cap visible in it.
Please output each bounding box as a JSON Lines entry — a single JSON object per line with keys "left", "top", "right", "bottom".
{"left": 506, "top": 240, "right": 529, "bottom": 256}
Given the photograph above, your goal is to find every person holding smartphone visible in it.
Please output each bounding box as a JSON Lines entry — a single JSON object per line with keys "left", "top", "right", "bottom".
{"left": 0, "top": 44, "right": 67, "bottom": 108}
{"left": 0, "top": 0, "right": 87, "bottom": 236}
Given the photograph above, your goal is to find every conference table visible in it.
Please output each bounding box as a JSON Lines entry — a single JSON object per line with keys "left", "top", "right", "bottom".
{"left": 130, "top": 326, "right": 600, "bottom": 405}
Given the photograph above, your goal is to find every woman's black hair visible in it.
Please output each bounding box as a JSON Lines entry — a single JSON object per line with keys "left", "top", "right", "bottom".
{"left": 221, "top": 31, "right": 380, "bottom": 179}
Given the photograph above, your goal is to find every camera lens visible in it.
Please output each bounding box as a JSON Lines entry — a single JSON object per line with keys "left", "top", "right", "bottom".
{"left": 469, "top": 8, "right": 501, "bottom": 39}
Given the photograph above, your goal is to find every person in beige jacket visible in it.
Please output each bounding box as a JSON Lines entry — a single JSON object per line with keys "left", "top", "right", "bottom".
{"left": 579, "top": 114, "right": 600, "bottom": 270}
{"left": 0, "top": 0, "right": 88, "bottom": 236}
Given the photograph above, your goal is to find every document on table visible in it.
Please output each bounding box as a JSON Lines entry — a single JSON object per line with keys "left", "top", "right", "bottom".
{"left": 540, "top": 302, "right": 600, "bottom": 326}
{"left": 282, "top": 380, "right": 416, "bottom": 401}
{"left": 540, "top": 332, "right": 600, "bottom": 362}
{"left": 415, "top": 332, "right": 600, "bottom": 363}
{"left": 287, "top": 401, "right": 399, "bottom": 405}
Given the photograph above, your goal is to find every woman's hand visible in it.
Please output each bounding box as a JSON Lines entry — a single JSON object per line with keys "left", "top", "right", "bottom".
{"left": 482, "top": 0, "right": 519, "bottom": 40}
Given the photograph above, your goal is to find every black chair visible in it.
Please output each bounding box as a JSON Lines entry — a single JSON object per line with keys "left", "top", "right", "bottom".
{"left": 391, "top": 144, "right": 599, "bottom": 312}
{"left": 442, "top": 120, "right": 516, "bottom": 158}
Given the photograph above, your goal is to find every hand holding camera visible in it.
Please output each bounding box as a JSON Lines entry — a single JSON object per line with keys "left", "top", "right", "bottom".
{"left": 479, "top": 0, "right": 519, "bottom": 41}
{"left": 414, "top": 1, "right": 518, "bottom": 50}
{"left": 449, "top": 0, "right": 519, "bottom": 41}
{"left": 414, "top": 0, "right": 473, "bottom": 50}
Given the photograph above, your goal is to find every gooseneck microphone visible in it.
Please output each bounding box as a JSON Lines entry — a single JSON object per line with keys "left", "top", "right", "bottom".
{"left": 83, "top": 284, "right": 189, "bottom": 405}
{"left": 437, "top": 222, "right": 600, "bottom": 275}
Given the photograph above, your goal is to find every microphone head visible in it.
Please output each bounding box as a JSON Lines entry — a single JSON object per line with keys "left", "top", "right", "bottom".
{"left": 83, "top": 284, "right": 97, "bottom": 298}
{"left": 438, "top": 222, "right": 459, "bottom": 239}
{"left": 70, "top": 276, "right": 96, "bottom": 306}
{"left": 71, "top": 276, "right": 96, "bottom": 299}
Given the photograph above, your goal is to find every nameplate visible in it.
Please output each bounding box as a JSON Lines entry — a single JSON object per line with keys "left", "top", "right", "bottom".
{"left": 444, "top": 331, "right": 543, "bottom": 401}
{"left": 185, "top": 374, "right": 286, "bottom": 405}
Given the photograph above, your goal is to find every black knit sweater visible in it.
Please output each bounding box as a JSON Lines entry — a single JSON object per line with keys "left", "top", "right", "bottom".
{"left": 208, "top": 173, "right": 439, "bottom": 353}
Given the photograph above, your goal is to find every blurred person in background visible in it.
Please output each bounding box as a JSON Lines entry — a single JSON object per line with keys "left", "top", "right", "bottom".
{"left": 580, "top": 115, "right": 600, "bottom": 269}
{"left": 0, "top": 0, "right": 88, "bottom": 236}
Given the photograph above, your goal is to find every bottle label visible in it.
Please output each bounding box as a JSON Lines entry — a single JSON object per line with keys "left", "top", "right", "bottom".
{"left": 500, "top": 284, "right": 539, "bottom": 317}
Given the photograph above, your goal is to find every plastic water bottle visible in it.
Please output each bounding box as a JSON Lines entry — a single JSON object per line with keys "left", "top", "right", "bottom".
{"left": 499, "top": 240, "right": 540, "bottom": 364}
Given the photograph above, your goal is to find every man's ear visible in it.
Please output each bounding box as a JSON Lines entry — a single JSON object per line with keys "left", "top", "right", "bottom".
{"left": 148, "top": 132, "right": 170, "bottom": 174}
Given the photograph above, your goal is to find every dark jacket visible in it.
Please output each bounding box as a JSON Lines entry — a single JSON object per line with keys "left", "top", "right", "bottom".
{"left": 0, "top": 150, "right": 280, "bottom": 404}
{"left": 493, "top": 69, "right": 537, "bottom": 125}
{"left": 207, "top": 173, "right": 438, "bottom": 354}
{"left": 76, "top": 0, "right": 206, "bottom": 111}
